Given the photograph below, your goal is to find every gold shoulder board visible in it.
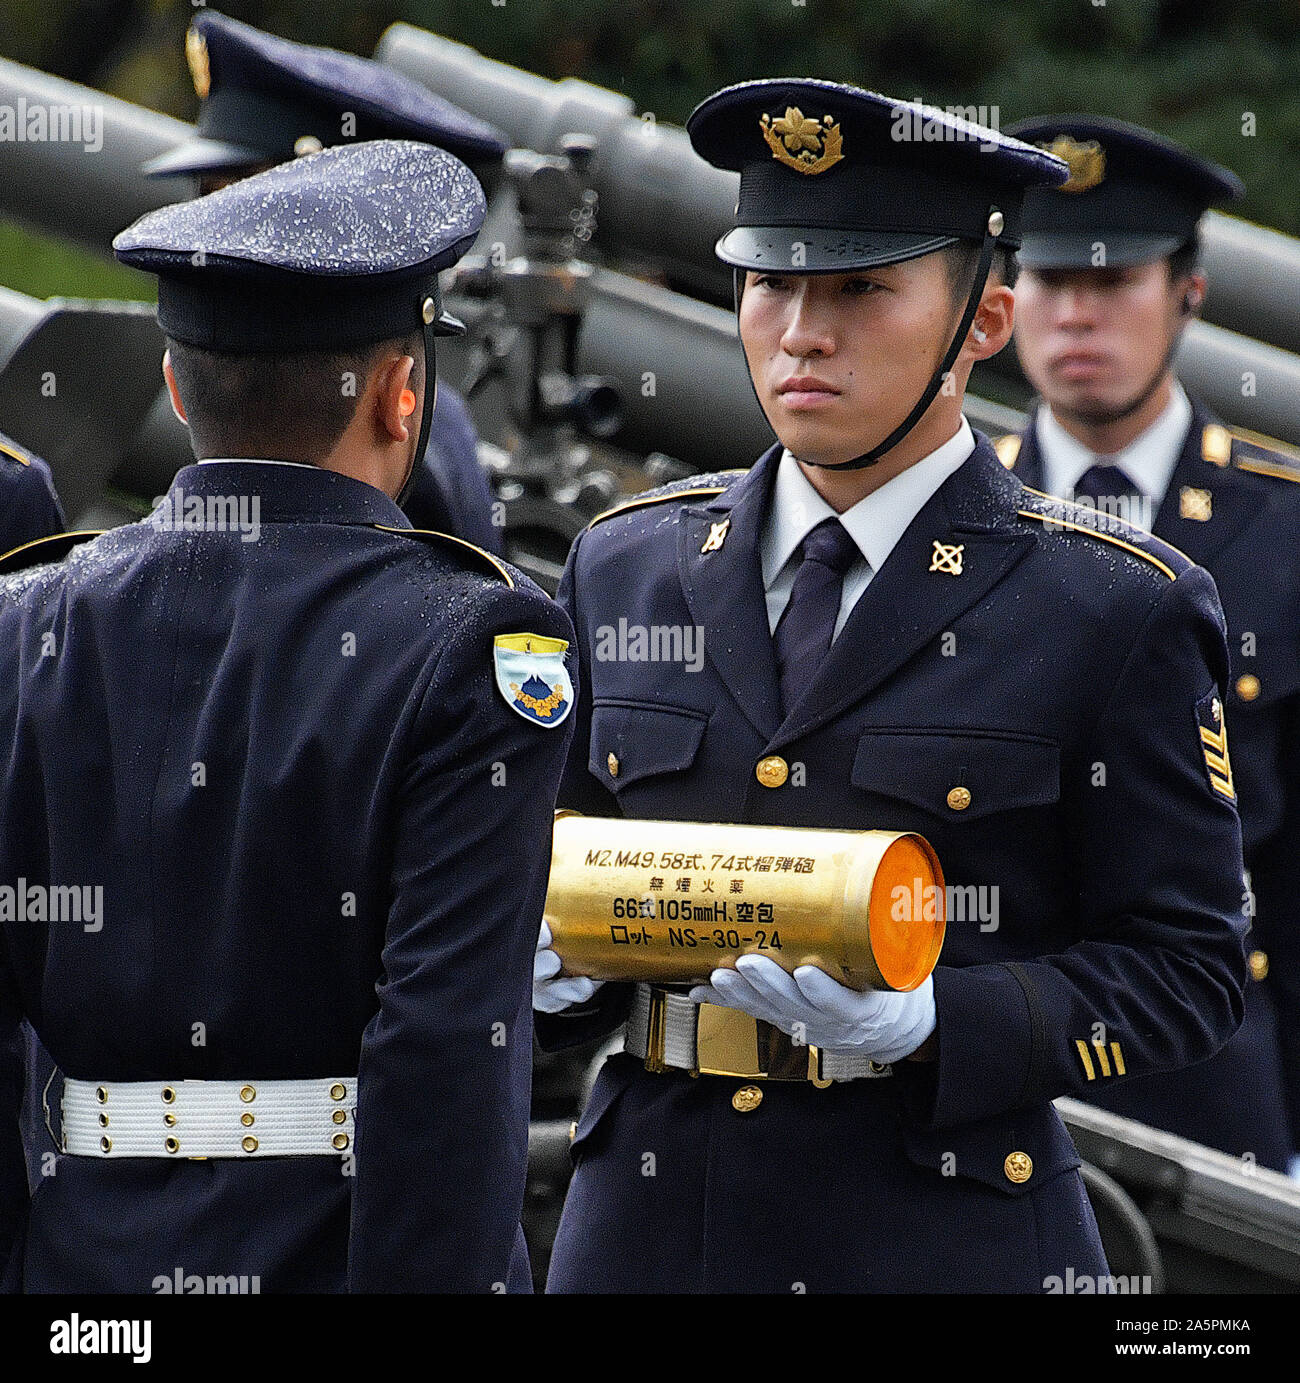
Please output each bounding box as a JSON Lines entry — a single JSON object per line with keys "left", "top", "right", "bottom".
{"left": 588, "top": 485, "right": 727, "bottom": 530}
{"left": 0, "top": 530, "right": 104, "bottom": 577}
{"left": 1016, "top": 490, "right": 1182, "bottom": 581}
{"left": 372, "top": 524, "right": 515, "bottom": 588}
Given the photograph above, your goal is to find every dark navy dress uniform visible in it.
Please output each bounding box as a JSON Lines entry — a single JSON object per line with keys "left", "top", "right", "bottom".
{"left": 536, "top": 82, "right": 1248, "bottom": 1293}
{"left": 143, "top": 7, "right": 510, "bottom": 555}
{"left": 0, "top": 142, "right": 575, "bottom": 1293}
{"left": 1001, "top": 113, "right": 1297, "bottom": 1169}
{"left": 998, "top": 406, "right": 1300, "bottom": 1169}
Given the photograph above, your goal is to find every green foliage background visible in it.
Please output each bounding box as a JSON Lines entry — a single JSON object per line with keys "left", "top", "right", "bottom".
{"left": 1, "top": 0, "right": 1297, "bottom": 299}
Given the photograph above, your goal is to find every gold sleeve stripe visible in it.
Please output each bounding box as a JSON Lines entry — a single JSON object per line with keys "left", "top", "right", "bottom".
{"left": 1093, "top": 1042, "right": 1112, "bottom": 1078}
{"left": 1111, "top": 1042, "right": 1126, "bottom": 1076}
{"left": 1075, "top": 1039, "right": 1096, "bottom": 1081}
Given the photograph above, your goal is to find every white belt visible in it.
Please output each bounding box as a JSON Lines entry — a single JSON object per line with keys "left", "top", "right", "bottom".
{"left": 62, "top": 1077, "right": 357, "bottom": 1158}
{"left": 624, "top": 983, "right": 892, "bottom": 1083}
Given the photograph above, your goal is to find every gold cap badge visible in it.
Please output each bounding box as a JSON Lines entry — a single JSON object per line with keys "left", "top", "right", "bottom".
{"left": 761, "top": 107, "right": 844, "bottom": 176}
{"left": 1041, "top": 134, "right": 1105, "bottom": 194}
{"left": 186, "top": 27, "right": 211, "bottom": 102}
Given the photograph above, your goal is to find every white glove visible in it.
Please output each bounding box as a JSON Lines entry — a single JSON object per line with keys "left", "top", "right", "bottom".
{"left": 533, "top": 921, "right": 605, "bottom": 1014}
{"left": 688, "top": 953, "right": 936, "bottom": 1063}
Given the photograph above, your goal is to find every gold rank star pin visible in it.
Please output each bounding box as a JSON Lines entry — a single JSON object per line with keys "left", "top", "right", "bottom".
{"left": 1041, "top": 134, "right": 1105, "bottom": 193}
{"left": 1180, "top": 486, "right": 1213, "bottom": 522}
{"left": 186, "top": 27, "right": 211, "bottom": 101}
{"left": 761, "top": 107, "right": 845, "bottom": 176}
{"left": 701, "top": 519, "right": 730, "bottom": 553}
{"left": 929, "top": 540, "right": 964, "bottom": 576}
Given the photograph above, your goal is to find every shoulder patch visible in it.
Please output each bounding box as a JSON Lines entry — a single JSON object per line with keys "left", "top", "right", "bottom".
{"left": 372, "top": 524, "right": 514, "bottom": 588}
{"left": 0, "top": 439, "right": 31, "bottom": 468}
{"left": 994, "top": 434, "right": 1022, "bottom": 468}
{"left": 587, "top": 471, "right": 742, "bottom": 530}
{"left": 1015, "top": 487, "right": 1187, "bottom": 582}
{"left": 493, "top": 632, "right": 573, "bottom": 729}
{"left": 0, "top": 530, "right": 102, "bottom": 577}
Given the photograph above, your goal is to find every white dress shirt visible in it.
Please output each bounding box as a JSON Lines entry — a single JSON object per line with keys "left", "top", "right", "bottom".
{"left": 1036, "top": 382, "right": 1192, "bottom": 532}
{"left": 761, "top": 417, "right": 976, "bottom": 637}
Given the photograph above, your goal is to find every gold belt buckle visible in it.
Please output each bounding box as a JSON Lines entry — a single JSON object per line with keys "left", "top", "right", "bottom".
{"left": 642, "top": 988, "right": 832, "bottom": 1086}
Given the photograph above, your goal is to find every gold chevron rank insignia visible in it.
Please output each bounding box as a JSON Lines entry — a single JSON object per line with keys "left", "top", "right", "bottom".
{"left": 1197, "top": 691, "right": 1235, "bottom": 802}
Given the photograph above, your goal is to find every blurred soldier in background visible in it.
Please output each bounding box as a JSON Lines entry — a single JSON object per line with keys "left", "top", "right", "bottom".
{"left": 1002, "top": 116, "right": 1298, "bottom": 1174}
{"left": 0, "top": 435, "right": 64, "bottom": 553}
{"left": 534, "top": 80, "right": 1247, "bottom": 1292}
{"left": 0, "top": 141, "right": 574, "bottom": 1291}
{"left": 143, "top": 8, "right": 508, "bottom": 554}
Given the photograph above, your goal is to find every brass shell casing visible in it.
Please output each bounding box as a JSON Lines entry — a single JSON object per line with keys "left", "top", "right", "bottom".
{"left": 545, "top": 812, "right": 946, "bottom": 992}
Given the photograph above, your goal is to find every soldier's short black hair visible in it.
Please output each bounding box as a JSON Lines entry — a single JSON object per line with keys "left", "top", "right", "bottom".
{"left": 166, "top": 333, "right": 424, "bottom": 461}
{"left": 941, "top": 242, "right": 1019, "bottom": 306}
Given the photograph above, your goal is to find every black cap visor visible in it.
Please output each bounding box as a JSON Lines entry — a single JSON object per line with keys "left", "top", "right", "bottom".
{"left": 1017, "top": 229, "right": 1188, "bottom": 270}
{"left": 718, "top": 226, "right": 960, "bottom": 273}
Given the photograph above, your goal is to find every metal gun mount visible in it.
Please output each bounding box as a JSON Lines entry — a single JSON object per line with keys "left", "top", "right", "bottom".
{"left": 448, "top": 135, "right": 624, "bottom": 590}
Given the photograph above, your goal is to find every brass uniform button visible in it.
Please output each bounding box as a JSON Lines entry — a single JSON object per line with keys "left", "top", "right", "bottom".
{"left": 568, "top": 1120, "right": 578, "bottom": 1142}
{"left": 99, "top": 1135, "right": 112, "bottom": 1153}
{"left": 331, "top": 1110, "right": 346, "bottom": 1125}
{"left": 163, "top": 1112, "right": 176, "bottom": 1127}
{"left": 1236, "top": 674, "right": 1261, "bottom": 702}
{"left": 95, "top": 1086, "right": 108, "bottom": 1104}
{"left": 607, "top": 752, "right": 620, "bottom": 778}
{"left": 161, "top": 1085, "right": 176, "bottom": 1104}
{"left": 1004, "top": 1151, "right": 1033, "bottom": 1184}
{"left": 755, "top": 756, "right": 788, "bottom": 789}
{"left": 242, "top": 1135, "right": 258, "bottom": 1154}
{"left": 98, "top": 1113, "right": 109, "bottom": 1128}
{"left": 329, "top": 1082, "right": 346, "bottom": 1101}
{"left": 164, "top": 1136, "right": 180, "bottom": 1154}
{"left": 947, "top": 786, "right": 972, "bottom": 811}
{"left": 332, "top": 1133, "right": 349, "bottom": 1150}
{"left": 239, "top": 1085, "right": 256, "bottom": 1103}
{"left": 241, "top": 1112, "right": 255, "bottom": 1127}
{"left": 1249, "top": 950, "right": 1269, "bottom": 982}
{"left": 732, "top": 1083, "right": 764, "bottom": 1113}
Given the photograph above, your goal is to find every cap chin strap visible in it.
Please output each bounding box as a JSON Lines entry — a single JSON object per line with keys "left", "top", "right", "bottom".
{"left": 815, "top": 210, "right": 1001, "bottom": 471}
{"left": 396, "top": 311, "right": 441, "bottom": 510}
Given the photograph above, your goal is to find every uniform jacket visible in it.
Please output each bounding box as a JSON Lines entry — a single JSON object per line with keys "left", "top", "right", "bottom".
{"left": 539, "top": 434, "right": 1247, "bottom": 1292}
{"left": 1000, "top": 401, "right": 1300, "bottom": 1162}
{"left": 0, "top": 460, "right": 573, "bottom": 1293}
{"left": 402, "top": 385, "right": 503, "bottom": 556}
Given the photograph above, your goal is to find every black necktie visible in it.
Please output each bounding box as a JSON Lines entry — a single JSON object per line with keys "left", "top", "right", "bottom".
{"left": 1073, "top": 462, "right": 1142, "bottom": 516}
{"left": 773, "top": 517, "right": 861, "bottom": 716}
